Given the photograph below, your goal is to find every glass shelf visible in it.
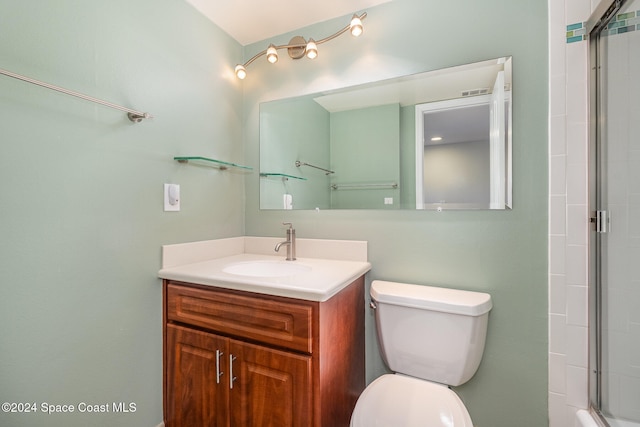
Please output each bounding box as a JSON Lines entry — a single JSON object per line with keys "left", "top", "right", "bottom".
{"left": 174, "top": 156, "right": 253, "bottom": 171}
{"left": 259, "top": 173, "right": 307, "bottom": 181}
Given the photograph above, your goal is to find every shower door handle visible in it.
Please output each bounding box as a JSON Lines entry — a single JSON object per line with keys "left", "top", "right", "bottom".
{"left": 590, "top": 210, "right": 609, "bottom": 233}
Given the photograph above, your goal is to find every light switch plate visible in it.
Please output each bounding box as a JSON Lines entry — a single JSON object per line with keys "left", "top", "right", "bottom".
{"left": 283, "top": 194, "right": 293, "bottom": 210}
{"left": 164, "top": 183, "right": 180, "bottom": 211}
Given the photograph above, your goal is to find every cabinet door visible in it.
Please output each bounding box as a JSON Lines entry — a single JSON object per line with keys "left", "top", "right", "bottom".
{"left": 166, "top": 324, "right": 229, "bottom": 427}
{"left": 229, "top": 340, "right": 312, "bottom": 427}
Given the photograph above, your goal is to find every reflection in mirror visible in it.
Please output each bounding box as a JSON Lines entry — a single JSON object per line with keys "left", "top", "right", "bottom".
{"left": 259, "top": 56, "right": 512, "bottom": 210}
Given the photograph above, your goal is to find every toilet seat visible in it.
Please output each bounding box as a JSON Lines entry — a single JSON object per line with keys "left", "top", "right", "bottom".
{"left": 350, "top": 374, "right": 473, "bottom": 427}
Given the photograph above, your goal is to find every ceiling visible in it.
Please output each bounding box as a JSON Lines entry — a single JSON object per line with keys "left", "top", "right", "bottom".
{"left": 310, "top": 57, "right": 505, "bottom": 147}
{"left": 183, "top": 0, "right": 392, "bottom": 46}
{"left": 313, "top": 58, "right": 503, "bottom": 112}
{"left": 422, "top": 104, "right": 490, "bottom": 146}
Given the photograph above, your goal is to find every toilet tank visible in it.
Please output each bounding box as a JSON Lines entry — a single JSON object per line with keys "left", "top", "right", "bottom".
{"left": 371, "top": 280, "right": 492, "bottom": 387}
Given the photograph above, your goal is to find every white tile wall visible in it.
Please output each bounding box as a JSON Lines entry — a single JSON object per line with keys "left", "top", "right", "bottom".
{"left": 548, "top": 0, "right": 601, "bottom": 425}
{"left": 551, "top": 0, "right": 640, "bottom": 424}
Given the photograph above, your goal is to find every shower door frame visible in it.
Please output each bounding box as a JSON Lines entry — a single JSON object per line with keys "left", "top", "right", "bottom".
{"left": 587, "top": 0, "right": 632, "bottom": 425}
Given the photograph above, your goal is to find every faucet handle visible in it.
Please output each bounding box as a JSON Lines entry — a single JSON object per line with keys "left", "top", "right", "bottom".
{"left": 282, "top": 222, "right": 294, "bottom": 229}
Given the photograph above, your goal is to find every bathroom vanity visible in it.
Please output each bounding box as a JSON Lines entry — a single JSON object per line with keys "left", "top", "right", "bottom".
{"left": 159, "top": 237, "right": 371, "bottom": 427}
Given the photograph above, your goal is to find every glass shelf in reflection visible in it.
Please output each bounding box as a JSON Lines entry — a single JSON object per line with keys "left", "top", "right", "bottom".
{"left": 174, "top": 156, "right": 253, "bottom": 171}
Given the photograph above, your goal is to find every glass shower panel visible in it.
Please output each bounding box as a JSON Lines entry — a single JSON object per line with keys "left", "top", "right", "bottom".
{"left": 595, "top": 0, "right": 640, "bottom": 424}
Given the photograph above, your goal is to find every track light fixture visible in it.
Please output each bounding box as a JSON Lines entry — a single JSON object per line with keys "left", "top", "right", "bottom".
{"left": 234, "top": 12, "right": 367, "bottom": 80}
{"left": 266, "top": 44, "right": 279, "bottom": 63}
{"left": 305, "top": 39, "right": 318, "bottom": 59}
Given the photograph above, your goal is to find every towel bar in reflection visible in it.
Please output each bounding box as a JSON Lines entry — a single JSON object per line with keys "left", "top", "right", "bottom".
{"left": 295, "top": 161, "right": 334, "bottom": 175}
{"left": 330, "top": 183, "right": 398, "bottom": 190}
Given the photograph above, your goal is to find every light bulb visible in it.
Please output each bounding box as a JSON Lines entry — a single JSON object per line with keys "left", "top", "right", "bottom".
{"left": 350, "top": 15, "right": 363, "bottom": 37}
{"left": 266, "top": 44, "right": 278, "bottom": 64}
{"left": 306, "top": 39, "right": 318, "bottom": 59}
{"left": 235, "top": 64, "right": 246, "bottom": 79}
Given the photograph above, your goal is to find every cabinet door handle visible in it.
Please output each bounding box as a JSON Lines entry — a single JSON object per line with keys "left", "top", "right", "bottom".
{"left": 229, "top": 354, "right": 237, "bottom": 389}
{"left": 215, "top": 350, "right": 223, "bottom": 384}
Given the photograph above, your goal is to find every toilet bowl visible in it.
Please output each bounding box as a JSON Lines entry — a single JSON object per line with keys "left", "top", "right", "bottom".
{"left": 351, "top": 374, "right": 473, "bottom": 426}
{"left": 350, "top": 280, "right": 492, "bottom": 427}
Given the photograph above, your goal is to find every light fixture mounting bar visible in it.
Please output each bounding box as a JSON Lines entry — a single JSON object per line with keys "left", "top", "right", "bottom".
{"left": 235, "top": 11, "right": 367, "bottom": 79}
{"left": 315, "top": 11, "right": 367, "bottom": 45}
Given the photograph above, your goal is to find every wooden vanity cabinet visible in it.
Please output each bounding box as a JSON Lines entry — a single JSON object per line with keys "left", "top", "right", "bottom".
{"left": 163, "top": 276, "right": 365, "bottom": 427}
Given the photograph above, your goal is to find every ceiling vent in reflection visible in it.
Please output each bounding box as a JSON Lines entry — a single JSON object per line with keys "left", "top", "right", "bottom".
{"left": 461, "top": 88, "right": 490, "bottom": 97}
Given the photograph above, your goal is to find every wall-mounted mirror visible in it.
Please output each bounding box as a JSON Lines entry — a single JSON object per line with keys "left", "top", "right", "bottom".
{"left": 259, "top": 56, "right": 512, "bottom": 210}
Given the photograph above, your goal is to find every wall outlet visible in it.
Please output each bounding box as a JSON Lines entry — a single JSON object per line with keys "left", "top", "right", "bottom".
{"left": 384, "top": 197, "right": 393, "bottom": 205}
{"left": 164, "top": 184, "right": 180, "bottom": 211}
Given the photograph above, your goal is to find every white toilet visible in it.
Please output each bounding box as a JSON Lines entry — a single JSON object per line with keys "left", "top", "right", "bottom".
{"left": 351, "top": 280, "right": 493, "bottom": 427}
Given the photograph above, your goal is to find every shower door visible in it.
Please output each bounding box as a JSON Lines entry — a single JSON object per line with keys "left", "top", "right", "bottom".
{"left": 589, "top": 0, "right": 640, "bottom": 425}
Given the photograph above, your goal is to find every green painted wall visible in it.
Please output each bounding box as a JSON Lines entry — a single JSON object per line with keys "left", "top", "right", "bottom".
{"left": 260, "top": 94, "right": 330, "bottom": 209}
{"left": 242, "top": 1, "right": 549, "bottom": 427}
{"left": 0, "top": 0, "right": 549, "bottom": 426}
{"left": 330, "top": 104, "right": 400, "bottom": 209}
{"left": 0, "top": 1, "right": 244, "bottom": 426}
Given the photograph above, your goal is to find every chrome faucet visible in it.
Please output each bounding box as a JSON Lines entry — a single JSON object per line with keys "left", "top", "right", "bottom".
{"left": 274, "top": 222, "right": 296, "bottom": 261}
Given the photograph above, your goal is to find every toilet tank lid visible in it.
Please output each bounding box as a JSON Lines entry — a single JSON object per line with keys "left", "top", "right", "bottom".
{"left": 371, "top": 280, "right": 492, "bottom": 316}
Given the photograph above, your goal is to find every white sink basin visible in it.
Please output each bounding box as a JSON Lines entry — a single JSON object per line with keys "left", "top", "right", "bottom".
{"left": 223, "top": 260, "right": 312, "bottom": 277}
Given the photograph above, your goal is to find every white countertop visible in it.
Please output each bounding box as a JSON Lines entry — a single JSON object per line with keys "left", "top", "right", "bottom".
{"left": 158, "top": 237, "right": 371, "bottom": 302}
